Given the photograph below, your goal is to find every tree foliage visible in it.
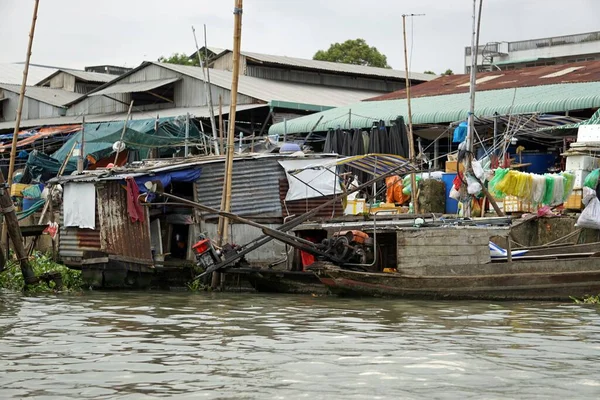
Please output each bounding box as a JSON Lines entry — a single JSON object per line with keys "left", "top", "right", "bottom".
{"left": 313, "top": 39, "right": 390, "bottom": 68}
{"left": 157, "top": 52, "right": 200, "bottom": 67}
{"left": 441, "top": 69, "right": 454, "bottom": 76}
{"left": 423, "top": 70, "right": 436, "bottom": 75}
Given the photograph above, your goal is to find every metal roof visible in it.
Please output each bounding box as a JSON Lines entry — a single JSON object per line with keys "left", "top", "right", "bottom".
{"left": 269, "top": 81, "right": 600, "bottom": 135}
{"left": 157, "top": 62, "right": 381, "bottom": 107}
{"left": 0, "top": 83, "right": 83, "bottom": 107}
{"left": 0, "top": 103, "right": 267, "bottom": 131}
{"left": 369, "top": 60, "right": 600, "bottom": 101}
{"left": 0, "top": 63, "right": 58, "bottom": 85}
{"left": 36, "top": 69, "right": 116, "bottom": 86}
{"left": 90, "top": 77, "right": 181, "bottom": 96}
{"left": 211, "top": 50, "right": 436, "bottom": 82}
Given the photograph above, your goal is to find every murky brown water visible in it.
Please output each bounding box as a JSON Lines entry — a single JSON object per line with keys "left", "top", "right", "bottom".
{"left": 1, "top": 290, "right": 599, "bottom": 399}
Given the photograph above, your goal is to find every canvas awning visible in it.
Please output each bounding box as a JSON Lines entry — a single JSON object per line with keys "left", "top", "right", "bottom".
{"left": 90, "top": 77, "right": 181, "bottom": 96}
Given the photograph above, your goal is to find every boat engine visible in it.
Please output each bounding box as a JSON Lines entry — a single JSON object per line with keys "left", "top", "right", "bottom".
{"left": 322, "top": 230, "right": 374, "bottom": 265}
{"left": 192, "top": 235, "right": 221, "bottom": 270}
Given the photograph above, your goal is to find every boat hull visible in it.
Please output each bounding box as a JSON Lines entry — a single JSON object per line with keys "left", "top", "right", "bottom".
{"left": 226, "top": 268, "right": 328, "bottom": 295}
{"left": 316, "top": 257, "right": 600, "bottom": 301}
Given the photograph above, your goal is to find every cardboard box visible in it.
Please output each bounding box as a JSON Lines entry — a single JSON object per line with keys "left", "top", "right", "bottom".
{"left": 565, "top": 189, "right": 583, "bottom": 210}
{"left": 445, "top": 160, "right": 465, "bottom": 173}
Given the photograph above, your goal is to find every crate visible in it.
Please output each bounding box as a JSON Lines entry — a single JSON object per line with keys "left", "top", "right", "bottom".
{"left": 10, "top": 183, "right": 30, "bottom": 197}
{"left": 502, "top": 195, "right": 534, "bottom": 213}
{"left": 565, "top": 189, "right": 583, "bottom": 210}
{"left": 445, "top": 160, "right": 465, "bottom": 173}
{"left": 565, "top": 155, "right": 599, "bottom": 171}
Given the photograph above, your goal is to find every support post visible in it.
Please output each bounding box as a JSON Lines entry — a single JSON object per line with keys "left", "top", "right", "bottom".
{"left": 77, "top": 116, "right": 85, "bottom": 173}
{"left": 0, "top": 170, "right": 37, "bottom": 285}
{"left": 434, "top": 138, "right": 439, "bottom": 170}
{"left": 184, "top": 112, "right": 190, "bottom": 157}
{"left": 114, "top": 100, "right": 134, "bottom": 165}
{"left": 219, "top": 95, "right": 224, "bottom": 154}
{"left": 219, "top": 0, "right": 244, "bottom": 249}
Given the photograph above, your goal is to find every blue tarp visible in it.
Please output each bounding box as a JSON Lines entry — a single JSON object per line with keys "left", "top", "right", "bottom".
{"left": 134, "top": 168, "right": 202, "bottom": 193}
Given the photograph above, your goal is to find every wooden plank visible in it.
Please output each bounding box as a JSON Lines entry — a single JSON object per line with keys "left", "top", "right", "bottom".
{"left": 81, "top": 257, "right": 109, "bottom": 265}
{"left": 398, "top": 254, "right": 491, "bottom": 269}
{"left": 399, "top": 235, "right": 490, "bottom": 246}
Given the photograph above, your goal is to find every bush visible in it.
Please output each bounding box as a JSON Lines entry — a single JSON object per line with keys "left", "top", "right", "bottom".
{"left": 0, "top": 252, "right": 83, "bottom": 293}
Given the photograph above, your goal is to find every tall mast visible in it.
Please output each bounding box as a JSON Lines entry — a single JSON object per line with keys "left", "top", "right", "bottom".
{"left": 402, "top": 13, "right": 424, "bottom": 214}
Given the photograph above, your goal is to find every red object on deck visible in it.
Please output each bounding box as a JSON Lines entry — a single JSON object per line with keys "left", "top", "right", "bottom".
{"left": 192, "top": 239, "right": 210, "bottom": 255}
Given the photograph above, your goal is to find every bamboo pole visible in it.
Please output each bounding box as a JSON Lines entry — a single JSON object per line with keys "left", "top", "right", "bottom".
{"left": 402, "top": 14, "right": 422, "bottom": 214}
{"left": 192, "top": 26, "right": 219, "bottom": 155}
{"left": 219, "top": 0, "right": 244, "bottom": 246}
{"left": 8, "top": 0, "right": 40, "bottom": 187}
{"left": 3, "top": 0, "right": 40, "bottom": 253}
{"left": 219, "top": 95, "right": 224, "bottom": 154}
{"left": 77, "top": 116, "right": 85, "bottom": 173}
{"left": 113, "top": 100, "right": 134, "bottom": 165}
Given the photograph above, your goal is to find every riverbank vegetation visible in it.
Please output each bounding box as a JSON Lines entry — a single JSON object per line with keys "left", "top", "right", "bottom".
{"left": 0, "top": 252, "right": 83, "bottom": 293}
{"left": 570, "top": 294, "right": 600, "bottom": 304}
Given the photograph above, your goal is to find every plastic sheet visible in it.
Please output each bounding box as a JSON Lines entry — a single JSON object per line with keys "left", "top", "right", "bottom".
{"left": 584, "top": 168, "right": 600, "bottom": 189}
{"left": 489, "top": 168, "right": 509, "bottom": 198}
{"left": 542, "top": 175, "right": 555, "bottom": 205}
{"left": 561, "top": 172, "right": 575, "bottom": 203}
{"left": 531, "top": 174, "right": 546, "bottom": 204}
{"left": 576, "top": 196, "right": 600, "bottom": 230}
{"left": 551, "top": 174, "right": 565, "bottom": 205}
{"left": 467, "top": 175, "right": 482, "bottom": 195}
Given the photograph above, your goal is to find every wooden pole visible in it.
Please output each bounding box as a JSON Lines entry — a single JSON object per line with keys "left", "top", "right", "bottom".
{"left": 192, "top": 26, "right": 219, "bottom": 155}
{"left": 219, "top": 95, "right": 224, "bottom": 154}
{"left": 203, "top": 24, "right": 219, "bottom": 156}
{"left": 8, "top": 0, "right": 40, "bottom": 187}
{"left": 0, "top": 170, "right": 37, "bottom": 285}
{"left": 402, "top": 14, "right": 422, "bottom": 214}
{"left": 114, "top": 100, "right": 134, "bottom": 165}
{"left": 220, "top": 0, "right": 244, "bottom": 246}
{"left": 77, "top": 116, "right": 85, "bottom": 173}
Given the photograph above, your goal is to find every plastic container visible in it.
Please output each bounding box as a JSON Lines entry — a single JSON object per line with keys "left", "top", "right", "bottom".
{"left": 519, "top": 153, "right": 557, "bottom": 174}
{"left": 442, "top": 173, "right": 458, "bottom": 214}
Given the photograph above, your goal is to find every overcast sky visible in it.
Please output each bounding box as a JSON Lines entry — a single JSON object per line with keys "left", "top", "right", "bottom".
{"left": 1, "top": 0, "right": 599, "bottom": 75}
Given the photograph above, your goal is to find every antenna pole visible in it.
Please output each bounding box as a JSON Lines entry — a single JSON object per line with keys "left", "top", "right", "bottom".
{"left": 402, "top": 13, "right": 424, "bottom": 214}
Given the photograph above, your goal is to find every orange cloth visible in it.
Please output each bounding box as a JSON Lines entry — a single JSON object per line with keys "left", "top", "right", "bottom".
{"left": 386, "top": 176, "right": 410, "bottom": 204}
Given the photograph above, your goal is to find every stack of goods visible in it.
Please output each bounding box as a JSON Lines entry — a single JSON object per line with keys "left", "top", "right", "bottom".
{"left": 21, "top": 184, "right": 44, "bottom": 212}
{"left": 489, "top": 169, "right": 575, "bottom": 206}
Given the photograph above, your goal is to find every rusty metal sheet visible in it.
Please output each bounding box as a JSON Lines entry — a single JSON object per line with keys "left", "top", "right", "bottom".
{"left": 59, "top": 210, "right": 102, "bottom": 262}
{"left": 368, "top": 60, "right": 600, "bottom": 101}
{"left": 96, "top": 181, "right": 152, "bottom": 260}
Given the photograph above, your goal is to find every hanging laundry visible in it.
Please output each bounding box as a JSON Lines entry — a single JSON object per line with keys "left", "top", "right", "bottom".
{"left": 63, "top": 183, "right": 96, "bottom": 229}
{"left": 126, "top": 177, "right": 145, "bottom": 223}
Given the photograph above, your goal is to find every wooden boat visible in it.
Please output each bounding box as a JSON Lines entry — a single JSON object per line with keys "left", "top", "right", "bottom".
{"left": 315, "top": 256, "right": 600, "bottom": 301}
{"left": 225, "top": 267, "right": 328, "bottom": 295}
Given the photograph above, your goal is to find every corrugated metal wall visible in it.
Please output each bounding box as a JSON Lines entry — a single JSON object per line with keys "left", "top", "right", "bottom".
{"left": 245, "top": 65, "right": 404, "bottom": 92}
{"left": 211, "top": 53, "right": 247, "bottom": 74}
{"left": 1, "top": 90, "right": 64, "bottom": 120}
{"left": 96, "top": 181, "right": 152, "bottom": 260}
{"left": 195, "top": 158, "right": 285, "bottom": 218}
{"left": 279, "top": 178, "right": 343, "bottom": 220}
{"left": 59, "top": 210, "right": 102, "bottom": 263}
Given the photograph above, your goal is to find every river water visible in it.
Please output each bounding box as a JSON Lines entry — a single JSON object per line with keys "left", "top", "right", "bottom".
{"left": 1, "top": 291, "right": 599, "bottom": 399}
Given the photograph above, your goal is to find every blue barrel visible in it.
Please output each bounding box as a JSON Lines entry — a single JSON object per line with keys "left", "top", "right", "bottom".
{"left": 442, "top": 173, "right": 458, "bottom": 214}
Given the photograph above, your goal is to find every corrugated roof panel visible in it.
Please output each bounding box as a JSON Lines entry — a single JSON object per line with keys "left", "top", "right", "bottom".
{"left": 195, "top": 158, "right": 285, "bottom": 218}
{"left": 0, "top": 63, "right": 58, "bottom": 85}
{"left": 90, "top": 77, "right": 181, "bottom": 96}
{"left": 157, "top": 63, "right": 381, "bottom": 107}
{"left": 64, "top": 70, "right": 116, "bottom": 83}
{"left": 0, "top": 83, "right": 83, "bottom": 107}
{"left": 227, "top": 50, "right": 436, "bottom": 82}
{"left": 269, "top": 82, "right": 600, "bottom": 135}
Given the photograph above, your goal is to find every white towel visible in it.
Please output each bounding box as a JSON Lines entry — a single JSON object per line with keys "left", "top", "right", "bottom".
{"left": 63, "top": 183, "right": 96, "bottom": 229}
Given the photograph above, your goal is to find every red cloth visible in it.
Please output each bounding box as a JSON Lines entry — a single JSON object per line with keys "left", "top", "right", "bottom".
{"left": 126, "top": 177, "right": 144, "bottom": 223}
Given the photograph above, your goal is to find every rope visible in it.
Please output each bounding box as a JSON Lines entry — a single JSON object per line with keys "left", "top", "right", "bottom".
{"left": 16, "top": 199, "right": 46, "bottom": 221}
